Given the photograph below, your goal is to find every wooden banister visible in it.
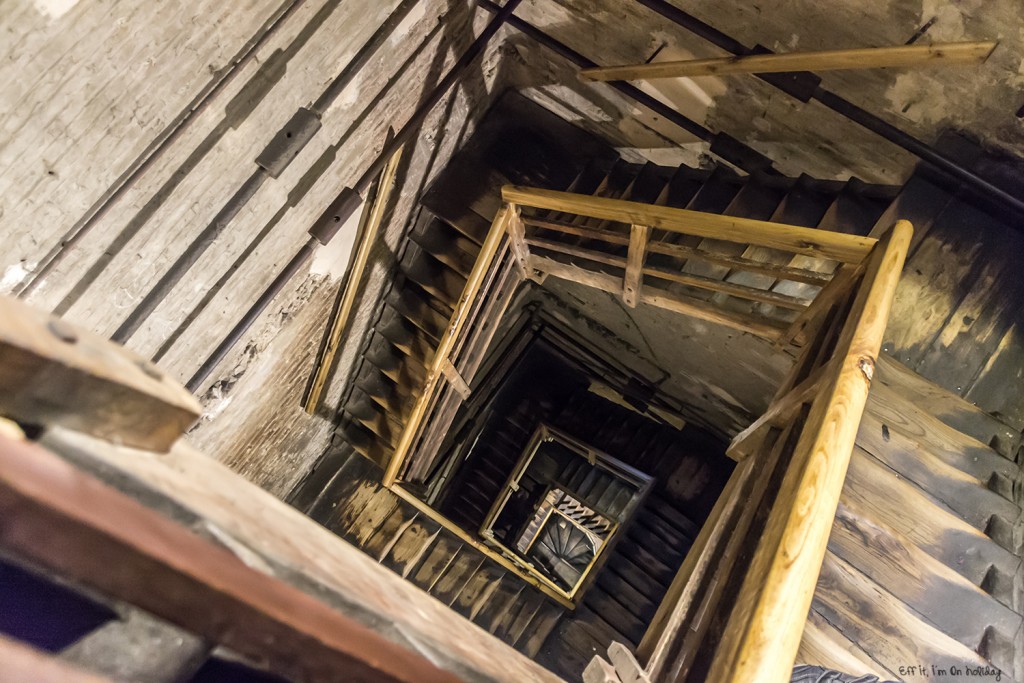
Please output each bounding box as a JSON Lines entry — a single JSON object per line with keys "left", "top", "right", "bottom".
{"left": 382, "top": 207, "right": 513, "bottom": 487}
{"left": 706, "top": 220, "right": 912, "bottom": 683}
{"left": 503, "top": 185, "right": 876, "bottom": 262}
{"left": 578, "top": 41, "right": 997, "bottom": 82}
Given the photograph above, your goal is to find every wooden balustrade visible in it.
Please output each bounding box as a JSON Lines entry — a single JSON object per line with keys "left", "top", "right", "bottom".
{"left": 639, "top": 221, "right": 912, "bottom": 683}
{"left": 382, "top": 185, "right": 912, "bottom": 683}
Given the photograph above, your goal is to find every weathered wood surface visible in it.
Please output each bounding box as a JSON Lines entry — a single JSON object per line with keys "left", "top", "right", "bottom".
{"left": 0, "top": 431, "right": 466, "bottom": 683}
{"left": 0, "top": 295, "right": 199, "bottom": 452}
{"left": 811, "top": 553, "right": 993, "bottom": 682}
{"left": 875, "top": 353, "right": 1020, "bottom": 457}
{"left": 2, "top": 0, "right": 508, "bottom": 496}
{"left": 36, "top": 427, "right": 565, "bottom": 683}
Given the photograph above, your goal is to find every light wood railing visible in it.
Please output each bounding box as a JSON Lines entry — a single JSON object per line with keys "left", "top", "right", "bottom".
{"left": 640, "top": 222, "right": 912, "bottom": 683}
{"left": 382, "top": 185, "right": 911, "bottom": 682}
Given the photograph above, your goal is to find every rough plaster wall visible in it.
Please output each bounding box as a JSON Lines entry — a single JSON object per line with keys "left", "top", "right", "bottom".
{"left": 0, "top": 0, "right": 510, "bottom": 494}
{"left": 504, "top": 0, "right": 1021, "bottom": 183}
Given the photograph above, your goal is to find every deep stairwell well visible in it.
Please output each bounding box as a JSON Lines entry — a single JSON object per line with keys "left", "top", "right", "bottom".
{"left": 284, "top": 95, "right": 1024, "bottom": 682}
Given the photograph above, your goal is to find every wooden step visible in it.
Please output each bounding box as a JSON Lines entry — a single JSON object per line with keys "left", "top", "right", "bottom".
{"left": 828, "top": 501, "right": 1022, "bottom": 672}
{"left": 864, "top": 382, "right": 1017, "bottom": 486}
{"left": 398, "top": 246, "right": 466, "bottom": 309}
{"left": 875, "top": 354, "right": 1020, "bottom": 459}
{"left": 857, "top": 410, "right": 1019, "bottom": 542}
{"left": 385, "top": 283, "right": 451, "bottom": 343}
{"left": 811, "top": 553, "right": 994, "bottom": 683}
{"left": 842, "top": 449, "right": 1019, "bottom": 606}
{"left": 411, "top": 216, "right": 479, "bottom": 278}
{"left": 518, "top": 602, "right": 564, "bottom": 658}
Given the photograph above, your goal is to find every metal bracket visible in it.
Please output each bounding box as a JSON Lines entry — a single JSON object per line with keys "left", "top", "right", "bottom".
{"left": 255, "top": 107, "right": 321, "bottom": 178}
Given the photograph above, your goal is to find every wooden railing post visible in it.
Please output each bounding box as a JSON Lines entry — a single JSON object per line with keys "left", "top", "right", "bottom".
{"left": 623, "top": 224, "right": 650, "bottom": 307}
{"left": 705, "top": 220, "right": 912, "bottom": 683}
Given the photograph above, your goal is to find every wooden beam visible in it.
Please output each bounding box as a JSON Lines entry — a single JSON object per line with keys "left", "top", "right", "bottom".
{"left": 726, "top": 361, "right": 831, "bottom": 461}
{"left": 707, "top": 220, "right": 913, "bottom": 683}
{"left": 525, "top": 237, "right": 628, "bottom": 269}
{"left": 523, "top": 217, "right": 630, "bottom": 246}
{"left": 623, "top": 224, "right": 650, "bottom": 307}
{"left": 532, "top": 256, "right": 786, "bottom": 339}
{"left": 382, "top": 208, "right": 512, "bottom": 487}
{"left": 643, "top": 264, "right": 809, "bottom": 310}
{"left": 0, "top": 432, "right": 464, "bottom": 683}
{"left": 505, "top": 186, "right": 875, "bottom": 263}
{"left": 579, "top": 41, "right": 997, "bottom": 82}
{"left": 440, "top": 359, "right": 471, "bottom": 401}
{"left": 0, "top": 295, "right": 200, "bottom": 452}
{"left": 304, "top": 144, "right": 404, "bottom": 414}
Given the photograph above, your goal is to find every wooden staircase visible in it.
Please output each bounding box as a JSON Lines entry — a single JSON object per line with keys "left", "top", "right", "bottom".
{"left": 799, "top": 354, "right": 1022, "bottom": 681}
{"left": 292, "top": 449, "right": 567, "bottom": 660}
{"left": 291, "top": 97, "right": 1024, "bottom": 680}
{"left": 334, "top": 154, "right": 897, "bottom": 473}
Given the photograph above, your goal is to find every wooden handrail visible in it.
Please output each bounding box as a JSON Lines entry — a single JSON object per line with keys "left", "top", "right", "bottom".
{"left": 382, "top": 207, "right": 513, "bottom": 487}
{"left": 503, "top": 185, "right": 876, "bottom": 262}
{"left": 706, "top": 220, "right": 912, "bottom": 683}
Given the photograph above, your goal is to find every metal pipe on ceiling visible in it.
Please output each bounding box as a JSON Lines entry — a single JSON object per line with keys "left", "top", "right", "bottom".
{"left": 632, "top": 0, "right": 1024, "bottom": 219}
{"left": 186, "top": 0, "right": 525, "bottom": 394}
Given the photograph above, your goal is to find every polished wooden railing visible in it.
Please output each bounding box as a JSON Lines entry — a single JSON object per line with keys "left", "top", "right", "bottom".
{"left": 382, "top": 185, "right": 911, "bottom": 682}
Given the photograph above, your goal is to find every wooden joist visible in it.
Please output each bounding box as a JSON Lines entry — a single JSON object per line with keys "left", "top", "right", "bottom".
{"left": 504, "top": 185, "right": 876, "bottom": 263}
{"left": 0, "top": 295, "right": 200, "bottom": 452}
{"left": 579, "top": 41, "right": 998, "bottom": 82}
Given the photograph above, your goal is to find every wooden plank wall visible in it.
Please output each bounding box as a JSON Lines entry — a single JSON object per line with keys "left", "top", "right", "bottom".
{"left": 0, "top": 0, "right": 511, "bottom": 496}
{"left": 876, "top": 140, "right": 1024, "bottom": 432}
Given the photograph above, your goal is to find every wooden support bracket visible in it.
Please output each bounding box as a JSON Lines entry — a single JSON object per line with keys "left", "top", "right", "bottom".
{"left": 505, "top": 204, "right": 532, "bottom": 279}
{"left": 440, "top": 359, "right": 471, "bottom": 401}
{"left": 0, "top": 295, "right": 200, "bottom": 452}
{"left": 726, "top": 360, "right": 831, "bottom": 461}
